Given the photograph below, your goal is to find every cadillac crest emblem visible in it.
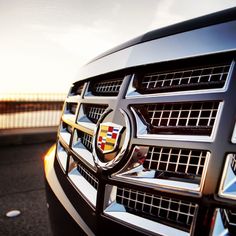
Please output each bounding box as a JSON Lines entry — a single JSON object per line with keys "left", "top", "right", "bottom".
{"left": 97, "top": 122, "right": 123, "bottom": 154}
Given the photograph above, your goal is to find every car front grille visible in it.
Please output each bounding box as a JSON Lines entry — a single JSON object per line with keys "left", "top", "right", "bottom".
{"left": 132, "top": 101, "right": 220, "bottom": 136}
{"left": 116, "top": 187, "right": 197, "bottom": 231}
{"left": 136, "top": 63, "right": 230, "bottom": 94}
{"left": 56, "top": 54, "right": 236, "bottom": 235}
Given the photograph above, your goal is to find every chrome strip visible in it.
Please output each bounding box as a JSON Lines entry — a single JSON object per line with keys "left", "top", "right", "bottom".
{"left": 103, "top": 185, "right": 193, "bottom": 236}
{"left": 44, "top": 146, "right": 95, "bottom": 236}
{"left": 232, "top": 122, "right": 236, "bottom": 144}
{"left": 219, "top": 154, "right": 236, "bottom": 200}
{"left": 68, "top": 167, "right": 97, "bottom": 207}
{"left": 131, "top": 102, "right": 224, "bottom": 143}
{"left": 72, "top": 142, "right": 95, "bottom": 168}
{"left": 57, "top": 143, "right": 67, "bottom": 171}
{"left": 113, "top": 148, "right": 210, "bottom": 194}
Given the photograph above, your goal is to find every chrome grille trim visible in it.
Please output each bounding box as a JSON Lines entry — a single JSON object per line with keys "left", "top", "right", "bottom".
{"left": 144, "top": 147, "right": 208, "bottom": 179}
{"left": 72, "top": 129, "right": 95, "bottom": 168}
{"left": 139, "top": 64, "right": 230, "bottom": 93}
{"left": 116, "top": 187, "right": 196, "bottom": 231}
{"left": 77, "top": 165, "right": 98, "bottom": 189}
{"left": 57, "top": 142, "right": 68, "bottom": 171}
{"left": 59, "top": 121, "right": 72, "bottom": 145}
{"left": 131, "top": 101, "right": 223, "bottom": 141}
{"left": 88, "top": 78, "right": 123, "bottom": 96}
{"left": 219, "top": 153, "right": 236, "bottom": 200}
{"left": 68, "top": 165, "right": 97, "bottom": 207}
{"left": 83, "top": 104, "right": 108, "bottom": 123}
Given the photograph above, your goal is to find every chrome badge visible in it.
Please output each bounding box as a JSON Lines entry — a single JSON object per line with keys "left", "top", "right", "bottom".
{"left": 93, "top": 109, "right": 131, "bottom": 170}
{"left": 97, "top": 122, "right": 123, "bottom": 154}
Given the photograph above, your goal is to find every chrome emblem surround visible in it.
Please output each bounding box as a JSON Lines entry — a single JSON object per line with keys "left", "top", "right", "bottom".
{"left": 93, "top": 109, "right": 131, "bottom": 170}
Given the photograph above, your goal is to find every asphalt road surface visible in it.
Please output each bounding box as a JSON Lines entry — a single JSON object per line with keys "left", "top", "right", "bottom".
{"left": 0, "top": 142, "right": 53, "bottom": 236}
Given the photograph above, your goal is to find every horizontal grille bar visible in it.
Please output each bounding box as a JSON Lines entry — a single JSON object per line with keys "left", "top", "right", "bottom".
{"left": 143, "top": 147, "right": 208, "bottom": 183}
{"left": 136, "top": 63, "right": 230, "bottom": 94}
{"left": 132, "top": 101, "right": 220, "bottom": 136}
{"left": 89, "top": 78, "right": 123, "bottom": 96}
{"left": 83, "top": 104, "right": 108, "bottom": 123}
{"left": 116, "top": 187, "right": 196, "bottom": 231}
{"left": 77, "top": 165, "right": 98, "bottom": 189}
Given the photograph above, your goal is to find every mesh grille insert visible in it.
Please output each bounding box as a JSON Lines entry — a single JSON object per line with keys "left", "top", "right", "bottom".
{"left": 77, "top": 165, "right": 98, "bottom": 189}
{"left": 83, "top": 104, "right": 108, "bottom": 123}
{"left": 132, "top": 101, "right": 220, "bottom": 136}
{"left": 116, "top": 187, "right": 196, "bottom": 231}
{"left": 75, "top": 130, "right": 93, "bottom": 152}
{"left": 143, "top": 147, "right": 208, "bottom": 183}
{"left": 136, "top": 63, "right": 230, "bottom": 94}
{"left": 89, "top": 78, "right": 123, "bottom": 96}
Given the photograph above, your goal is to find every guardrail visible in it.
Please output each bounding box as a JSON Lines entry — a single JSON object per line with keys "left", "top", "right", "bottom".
{"left": 0, "top": 93, "right": 66, "bottom": 129}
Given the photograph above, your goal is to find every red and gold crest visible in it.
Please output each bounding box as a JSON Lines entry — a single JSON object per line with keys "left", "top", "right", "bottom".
{"left": 97, "top": 122, "right": 123, "bottom": 154}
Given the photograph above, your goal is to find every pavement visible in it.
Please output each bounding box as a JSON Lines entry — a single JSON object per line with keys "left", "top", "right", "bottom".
{"left": 0, "top": 142, "right": 54, "bottom": 236}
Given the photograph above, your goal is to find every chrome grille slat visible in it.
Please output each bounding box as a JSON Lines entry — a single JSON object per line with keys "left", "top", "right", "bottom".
{"left": 138, "top": 63, "right": 230, "bottom": 94}
{"left": 77, "top": 165, "right": 98, "bottom": 189}
{"left": 144, "top": 147, "right": 207, "bottom": 179}
{"left": 83, "top": 104, "right": 108, "bottom": 123}
{"left": 116, "top": 187, "right": 196, "bottom": 231}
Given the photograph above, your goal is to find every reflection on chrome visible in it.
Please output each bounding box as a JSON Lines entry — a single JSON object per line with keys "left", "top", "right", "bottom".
{"left": 115, "top": 145, "right": 210, "bottom": 193}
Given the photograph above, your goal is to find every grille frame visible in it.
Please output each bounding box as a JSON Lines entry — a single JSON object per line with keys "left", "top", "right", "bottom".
{"left": 114, "top": 145, "right": 210, "bottom": 193}
{"left": 131, "top": 101, "right": 224, "bottom": 142}
{"left": 136, "top": 64, "right": 230, "bottom": 93}
{"left": 83, "top": 103, "right": 108, "bottom": 124}
{"left": 116, "top": 187, "right": 196, "bottom": 231}
{"left": 87, "top": 78, "right": 123, "bottom": 96}
{"left": 104, "top": 185, "right": 198, "bottom": 235}
{"left": 126, "top": 60, "right": 234, "bottom": 99}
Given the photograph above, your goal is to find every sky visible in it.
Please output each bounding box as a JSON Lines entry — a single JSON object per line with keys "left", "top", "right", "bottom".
{"left": 0, "top": 0, "right": 235, "bottom": 94}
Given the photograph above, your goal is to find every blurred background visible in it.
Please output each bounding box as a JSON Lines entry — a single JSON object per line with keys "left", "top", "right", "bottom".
{"left": 0, "top": 0, "right": 235, "bottom": 235}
